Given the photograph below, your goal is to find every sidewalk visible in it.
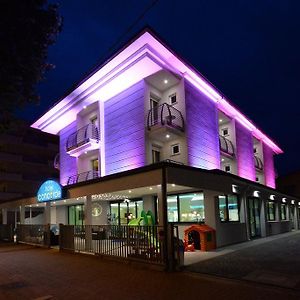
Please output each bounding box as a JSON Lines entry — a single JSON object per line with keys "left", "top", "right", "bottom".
{"left": 185, "top": 231, "right": 300, "bottom": 289}
{"left": 0, "top": 243, "right": 299, "bottom": 300}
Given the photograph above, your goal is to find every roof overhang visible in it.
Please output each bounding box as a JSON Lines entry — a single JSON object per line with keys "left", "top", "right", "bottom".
{"left": 31, "top": 30, "right": 283, "bottom": 154}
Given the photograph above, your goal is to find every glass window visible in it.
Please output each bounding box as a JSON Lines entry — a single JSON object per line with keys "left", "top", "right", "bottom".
{"left": 110, "top": 203, "right": 119, "bottom": 225}
{"left": 219, "top": 196, "right": 227, "bottom": 222}
{"left": 167, "top": 195, "right": 178, "bottom": 222}
{"left": 179, "top": 193, "right": 204, "bottom": 222}
{"left": 228, "top": 195, "right": 239, "bottom": 221}
{"left": 280, "top": 203, "right": 287, "bottom": 220}
{"left": 267, "top": 201, "right": 275, "bottom": 221}
{"left": 68, "top": 205, "right": 84, "bottom": 226}
{"left": 218, "top": 195, "right": 239, "bottom": 222}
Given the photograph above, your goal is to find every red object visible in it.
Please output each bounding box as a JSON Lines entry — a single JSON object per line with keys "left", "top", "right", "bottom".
{"left": 184, "top": 240, "right": 195, "bottom": 252}
{"left": 184, "top": 225, "right": 216, "bottom": 251}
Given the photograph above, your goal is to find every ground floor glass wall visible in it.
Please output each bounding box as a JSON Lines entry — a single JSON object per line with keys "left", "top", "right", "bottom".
{"left": 110, "top": 200, "right": 143, "bottom": 225}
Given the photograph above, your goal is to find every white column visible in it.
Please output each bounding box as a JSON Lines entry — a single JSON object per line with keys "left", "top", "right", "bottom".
{"left": 2, "top": 208, "right": 7, "bottom": 225}
{"left": 294, "top": 205, "right": 299, "bottom": 230}
{"left": 157, "top": 191, "right": 164, "bottom": 226}
{"left": 29, "top": 207, "right": 32, "bottom": 225}
{"left": 44, "top": 202, "right": 51, "bottom": 225}
{"left": 20, "top": 205, "right": 25, "bottom": 225}
{"left": 84, "top": 195, "right": 92, "bottom": 251}
{"left": 203, "top": 190, "right": 217, "bottom": 229}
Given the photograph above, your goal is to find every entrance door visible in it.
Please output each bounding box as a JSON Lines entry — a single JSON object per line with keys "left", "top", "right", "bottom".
{"left": 248, "top": 198, "right": 261, "bottom": 238}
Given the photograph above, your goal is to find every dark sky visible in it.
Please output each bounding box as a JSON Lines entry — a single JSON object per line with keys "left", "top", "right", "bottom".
{"left": 20, "top": 0, "right": 300, "bottom": 176}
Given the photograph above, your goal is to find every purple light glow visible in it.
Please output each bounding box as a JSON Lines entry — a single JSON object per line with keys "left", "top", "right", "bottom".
{"left": 31, "top": 30, "right": 282, "bottom": 155}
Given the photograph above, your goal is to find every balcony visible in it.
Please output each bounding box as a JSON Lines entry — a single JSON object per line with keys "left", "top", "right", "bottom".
{"left": 254, "top": 156, "right": 263, "bottom": 171}
{"left": 219, "top": 135, "right": 235, "bottom": 156}
{"left": 66, "top": 123, "right": 99, "bottom": 157}
{"left": 67, "top": 170, "right": 99, "bottom": 185}
{"left": 147, "top": 103, "right": 184, "bottom": 131}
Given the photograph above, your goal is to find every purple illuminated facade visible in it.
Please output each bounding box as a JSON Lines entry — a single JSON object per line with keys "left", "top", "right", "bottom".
{"left": 31, "top": 29, "right": 282, "bottom": 189}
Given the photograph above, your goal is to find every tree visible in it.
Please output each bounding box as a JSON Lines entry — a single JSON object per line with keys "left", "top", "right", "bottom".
{"left": 0, "top": 0, "right": 62, "bottom": 130}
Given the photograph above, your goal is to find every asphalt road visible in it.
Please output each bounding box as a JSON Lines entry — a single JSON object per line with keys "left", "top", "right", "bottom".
{"left": 0, "top": 243, "right": 299, "bottom": 300}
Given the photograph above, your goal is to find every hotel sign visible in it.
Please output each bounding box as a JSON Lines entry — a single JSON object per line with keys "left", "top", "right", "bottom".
{"left": 37, "top": 180, "right": 62, "bottom": 202}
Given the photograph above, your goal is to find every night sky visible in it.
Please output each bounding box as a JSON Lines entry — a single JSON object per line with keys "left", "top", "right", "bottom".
{"left": 20, "top": 0, "right": 300, "bottom": 176}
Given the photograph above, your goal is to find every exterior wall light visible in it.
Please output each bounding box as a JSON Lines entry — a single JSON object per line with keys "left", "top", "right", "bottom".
{"left": 232, "top": 184, "right": 238, "bottom": 194}
{"left": 282, "top": 198, "right": 286, "bottom": 203}
{"left": 269, "top": 194, "right": 275, "bottom": 200}
{"left": 253, "top": 191, "right": 260, "bottom": 198}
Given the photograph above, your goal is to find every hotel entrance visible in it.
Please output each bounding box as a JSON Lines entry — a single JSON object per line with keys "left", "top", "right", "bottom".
{"left": 248, "top": 198, "right": 261, "bottom": 238}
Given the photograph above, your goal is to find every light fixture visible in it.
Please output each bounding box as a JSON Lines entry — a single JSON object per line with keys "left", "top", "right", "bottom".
{"left": 166, "top": 134, "right": 170, "bottom": 139}
{"left": 253, "top": 191, "right": 260, "bottom": 198}
{"left": 282, "top": 198, "right": 286, "bottom": 203}
{"left": 219, "top": 119, "right": 223, "bottom": 123}
{"left": 232, "top": 184, "right": 238, "bottom": 194}
{"left": 83, "top": 105, "right": 87, "bottom": 109}
{"left": 221, "top": 158, "right": 225, "bottom": 162}
{"left": 128, "top": 190, "right": 132, "bottom": 193}
{"left": 36, "top": 204, "right": 39, "bottom": 207}
{"left": 53, "top": 201, "right": 56, "bottom": 205}
{"left": 63, "top": 200, "right": 67, "bottom": 203}
{"left": 164, "top": 79, "right": 168, "bottom": 84}
{"left": 149, "top": 187, "right": 153, "bottom": 190}
{"left": 171, "top": 183, "right": 176, "bottom": 187}
{"left": 269, "top": 194, "right": 275, "bottom": 200}
{"left": 291, "top": 200, "right": 295, "bottom": 205}
{"left": 84, "top": 151, "right": 87, "bottom": 154}
{"left": 298, "top": 202, "right": 300, "bottom": 206}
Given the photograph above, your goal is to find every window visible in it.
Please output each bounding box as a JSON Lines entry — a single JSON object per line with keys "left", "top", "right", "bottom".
{"left": 222, "top": 128, "right": 228, "bottom": 136}
{"left": 225, "top": 165, "right": 231, "bottom": 172}
{"left": 179, "top": 193, "right": 205, "bottom": 222}
{"left": 256, "top": 177, "right": 259, "bottom": 182}
{"left": 152, "top": 147, "right": 161, "bottom": 163}
{"left": 169, "top": 93, "right": 177, "bottom": 105}
{"left": 218, "top": 194, "right": 239, "bottom": 222}
{"left": 91, "top": 158, "right": 99, "bottom": 172}
{"left": 280, "top": 203, "right": 287, "bottom": 220}
{"left": 267, "top": 201, "right": 275, "bottom": 221}
{"left": 167, "top": 192, "right": 205, "bottom": 223}
{"left": 171, "top": 144, "right": 180, "bottom": 155}
{"left": 253, "top": 147, "right": 257, "bottom": 154}
{"left": 167, "top": 195, "right": 178, "bottom": 222}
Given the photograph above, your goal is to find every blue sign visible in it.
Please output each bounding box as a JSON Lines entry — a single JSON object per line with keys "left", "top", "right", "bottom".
{"left": 37, "top": 180, "right": 62, "bottom": 202}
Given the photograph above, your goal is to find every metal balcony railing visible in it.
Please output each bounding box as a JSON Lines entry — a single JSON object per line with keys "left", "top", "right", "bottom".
{"left": 219, "top": 135, "right": 235, "bottom": 156}
{"left": 147, "top": 103, "right": 184, "bottom": 132}
{"left": 254, "top": 156, "right": 264, "bottom": 171}
{"left": 67, "top": 170, "right": 99, "bottom": 185}
{"left": 66, "top": 123, "right": 99, "bottom": 152}
{"left": 53, "top": 153, "right": 60, "bottom": 170}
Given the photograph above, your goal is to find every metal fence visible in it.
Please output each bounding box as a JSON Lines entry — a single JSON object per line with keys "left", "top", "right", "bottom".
{"left": 16, "top": 224, "right": 50, "bottom": 247}
{"left": 0, "top": 224, "right": 14, "bottom": 242}
{"left": 60, "top": 224, "right": 171, "bottom": 265}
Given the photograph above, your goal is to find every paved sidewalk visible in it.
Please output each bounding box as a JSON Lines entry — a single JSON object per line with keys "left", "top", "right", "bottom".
{"left": 186, "top": 231, "right": 300, "bottom": 289}
{"left": 0, "top": 243, "right": 299, "bottom": 300}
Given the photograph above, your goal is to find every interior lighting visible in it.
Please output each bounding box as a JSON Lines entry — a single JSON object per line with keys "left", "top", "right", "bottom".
{"left": 282, "top": 198, "right": 286, "bottom": 203}
{"left": 166, "top": 134, "right": 170, "bottom": 139}
{"left": 164, "top": 79, "right": 168, "bottom": 84}
{"left": 253, "top": 191, "right": 260, "bottom": 198}
{"left": 269, "top": 195, "right": 275, "bottom": 200}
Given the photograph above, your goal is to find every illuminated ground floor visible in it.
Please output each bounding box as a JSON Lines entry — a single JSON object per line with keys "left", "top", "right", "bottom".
{"left": 0, "top": 162, "right": 299, "bottom": 268}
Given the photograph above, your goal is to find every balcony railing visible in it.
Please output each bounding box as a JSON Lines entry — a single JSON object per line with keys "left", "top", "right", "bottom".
{"left": 219, "top": 135, "right": 235, "bottom": 156}
{"left": 147, "top": 103, "right": 184, "bottom": 132}
{"left": 53, "top": 153, "right": 60, "bottom": 170}
{"left": 254, "top": 156, "right": 263, "bottom": 171}
{"left": 67, "top": 170, "right": 99, "bottom": 185}
{"left": 66, "top": 123, "right": 99, "bottom": 153}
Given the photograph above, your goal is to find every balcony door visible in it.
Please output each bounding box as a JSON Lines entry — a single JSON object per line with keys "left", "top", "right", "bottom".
{"left": 248, "top": 198, "right": 261, "bottom": 238}
{"left": 91, "top": 158, "right": 99, "bottom": 178}
{"left": 150, "top": 97, "right": 159, "bottom": 125}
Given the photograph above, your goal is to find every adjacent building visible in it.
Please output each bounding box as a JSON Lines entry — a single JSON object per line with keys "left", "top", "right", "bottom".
{"left": 0, "top": 29, "right": 298, "bottom": 251}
